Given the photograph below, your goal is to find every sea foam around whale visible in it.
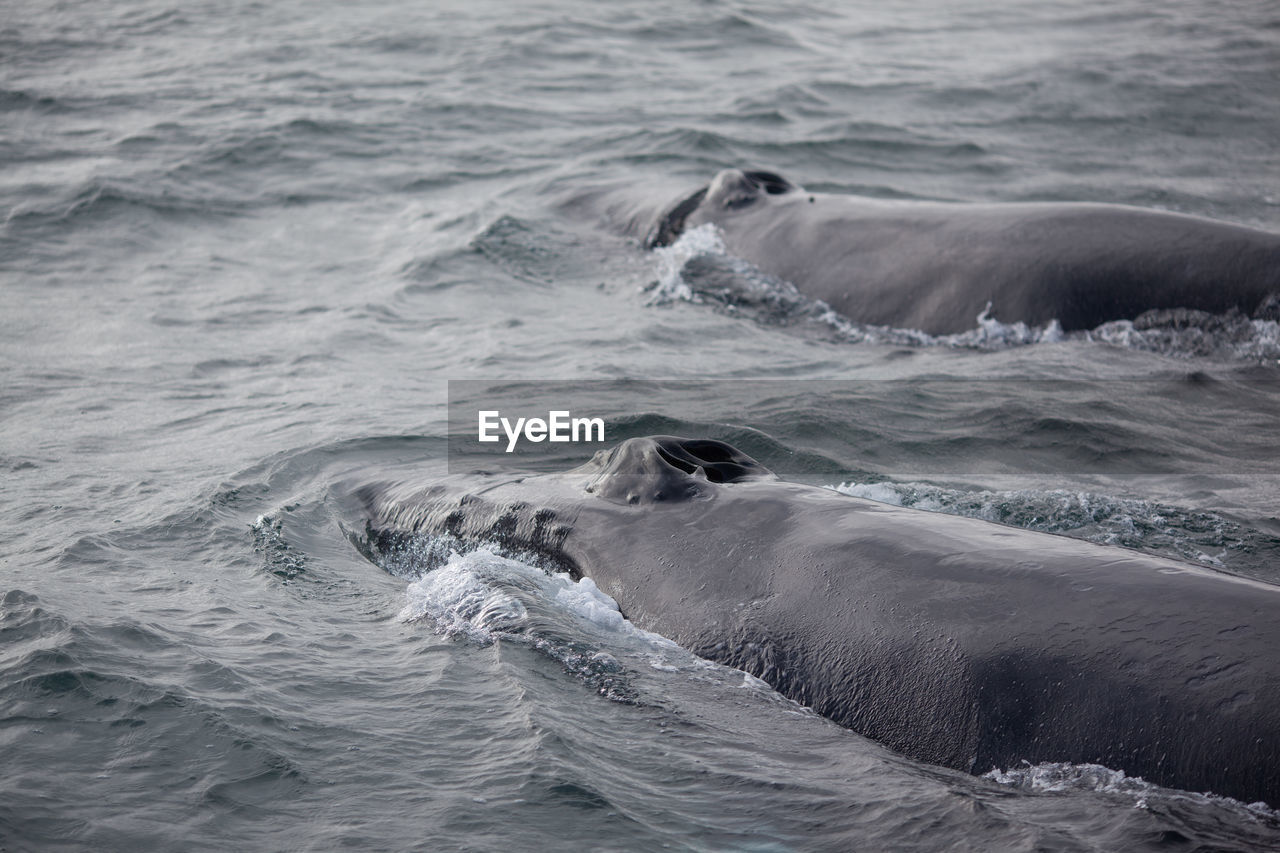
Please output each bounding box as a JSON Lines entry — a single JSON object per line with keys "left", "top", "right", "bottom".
{"left": 396, "top": 546, "right": 713, "bottom": 702}
{"left": 651, "top": 224, "right": 1280, "bottom": 359}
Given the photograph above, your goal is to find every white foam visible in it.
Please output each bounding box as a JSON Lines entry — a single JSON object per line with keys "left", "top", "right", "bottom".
{"left": 985, "top": 762, "right": 1153, "bottom": 796}
{"left": 398, "top": 548, "right": 531, "bottom": 641}
{"left": 398, "top": 546, "right": 679, "bottom": 653}
{"left": 810, "top": 301, "right": 1068, "bottom": 350}
{"left": 985, "top": 761, "right": 1279, "bottom": 817}
{"left": 552, "top": 574, "right": 626, "bottom": 633}
{"left": 648, "top": 236, "right": 1280, "bottom": 358}
{"left": 1089, "top": 316, "right": 1280, "bottom": 360}
{"left": 644, "top": 222, "right": 724, "bottom": 305}
{"left": 834, "top": 482, "right": 906, "bottom": 506}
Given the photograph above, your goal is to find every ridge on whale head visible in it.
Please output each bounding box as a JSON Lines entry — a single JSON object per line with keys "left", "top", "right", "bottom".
{"left": 356, "top": 434, "right": 1280, "bottom": 806}
{"left": 643, "top": 168, "right": 1280, "bottom": 335}
{"left": 647, "top": 169, "right": 797, "bottom": 249}
{"left": 579, "top": 435, "right": 773, "bottom": 504}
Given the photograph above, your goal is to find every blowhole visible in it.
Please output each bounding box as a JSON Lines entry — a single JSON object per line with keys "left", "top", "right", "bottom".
{"left": 743, "top": 170, "right": 795, "bottom": 195}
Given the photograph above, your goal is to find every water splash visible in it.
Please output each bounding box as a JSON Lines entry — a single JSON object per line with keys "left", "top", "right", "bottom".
{"left": 395, "top": 546, "right": 696, "bottom": 702}
{"left": 644, "top": 222, "right": 725, "bottom": 305}
{"left": 250, "top": 513, "right": 307, "bottom": 580}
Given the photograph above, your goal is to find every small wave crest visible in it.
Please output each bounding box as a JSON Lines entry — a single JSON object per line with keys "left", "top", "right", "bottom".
{"left": 4, "top": 178, "right": 245, "bottom": 230}
{"left": 647, "top": 224, "right": 1280, "bottom": 358}
{"left": 251, "top": 514, "right": 307, "bottom": 580}
{"left": 985, "top": 762, "right": 1278, "bottom": 817}
{"left": 1091, "top": 311, "right": 1280, "bottom": 360}
{"left": 986, "top": 761, "right": 1160, "bottom": 799}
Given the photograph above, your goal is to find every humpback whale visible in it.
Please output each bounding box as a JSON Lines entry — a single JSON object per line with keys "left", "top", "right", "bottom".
{"left": 645, "top": 169, "right": 1280, "bottom": 335}
{"left": 356, "top": 436, "right": 1280, "bottom": 806}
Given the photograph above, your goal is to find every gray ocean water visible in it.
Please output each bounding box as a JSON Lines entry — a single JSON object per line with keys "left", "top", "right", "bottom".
{"left": 5, "top": 0, "right": 1280, "bottom": 849}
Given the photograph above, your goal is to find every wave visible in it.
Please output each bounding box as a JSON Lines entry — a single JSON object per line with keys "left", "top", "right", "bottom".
{"left": 0, "top": 87, "right": 71, "bottom": 114}
{"left": 3, "top": 178, "right": 248, "bottom": 230}
{"left": 251, "top": 514, "right": 308, "bottom": 581}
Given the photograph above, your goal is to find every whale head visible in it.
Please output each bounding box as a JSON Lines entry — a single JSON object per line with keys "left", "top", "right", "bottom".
{"left": 578, "top": 436, "right": 774, "bottom": 505}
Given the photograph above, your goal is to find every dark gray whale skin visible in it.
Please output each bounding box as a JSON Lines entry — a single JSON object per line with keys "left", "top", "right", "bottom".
{"left": 355, "top": 436, "right": 1280, "bottom": 806}
{"left": 645, "top": 169, "right": 1280, "bottom": 335}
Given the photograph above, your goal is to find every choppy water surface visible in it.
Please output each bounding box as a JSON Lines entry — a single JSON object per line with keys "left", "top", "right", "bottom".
{"left": 4, "top": 0, "right": 1280, "bottom": 849}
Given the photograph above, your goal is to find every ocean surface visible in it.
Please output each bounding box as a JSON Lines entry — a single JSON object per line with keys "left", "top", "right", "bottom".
{"left": 4, "top": 0, "right": 1280, "bottom": 849}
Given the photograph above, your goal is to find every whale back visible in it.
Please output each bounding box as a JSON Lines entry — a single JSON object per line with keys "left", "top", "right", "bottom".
{"left": 355, "top": 436, "right": 1280, "bottom": 805}
{"left": 643, "top": 168, "right": 1280, "bottom": 333}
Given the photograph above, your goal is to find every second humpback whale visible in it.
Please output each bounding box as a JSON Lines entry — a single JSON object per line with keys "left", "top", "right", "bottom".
{"left": 643, "top": 169, "right": 1280, "bottom": 335}
{"left": 355, "top": 436, "right": 1280, "bottom": 806}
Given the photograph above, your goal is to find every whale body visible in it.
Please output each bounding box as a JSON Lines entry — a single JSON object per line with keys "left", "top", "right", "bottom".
{"left": 643, "top": 169, "right": 1280, "bottom": 335}
{"left": 355, "top": 436, "right": 1280, "bottom": 806}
